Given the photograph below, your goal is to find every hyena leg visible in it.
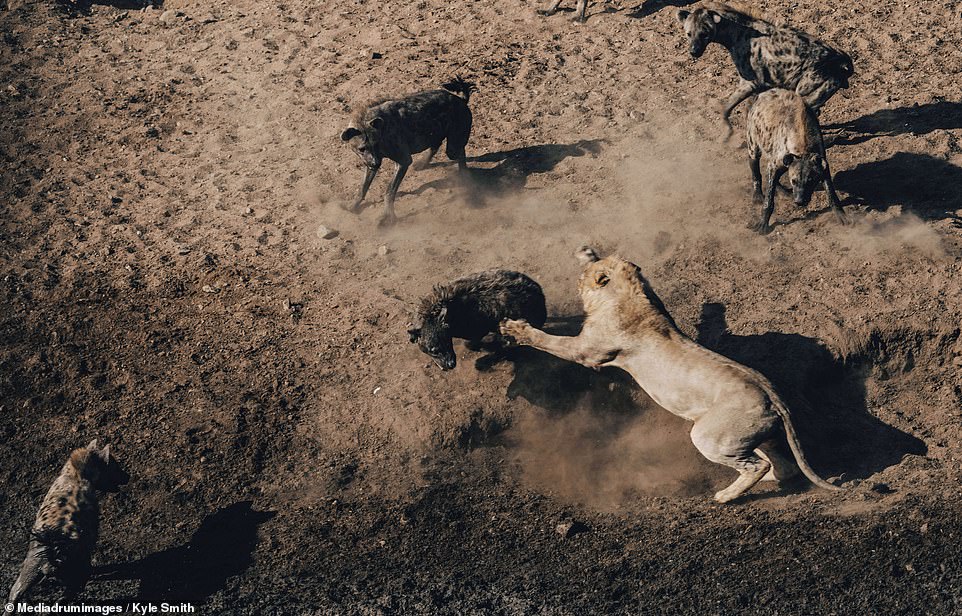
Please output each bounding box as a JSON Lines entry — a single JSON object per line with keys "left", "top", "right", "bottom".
{"left": 8, "top": 541, "right": 46, "bottom": 603}
{"left": 749, "top": 148, "right": 763, "bottom": 204}
{"left": 819, "top": 154, "right": 849, "bottom": 224}
{"left": 379, "top": 160, "right": 410, "bottom": 227}
{"left": 346, "top": 164, "right": 379, "bottom": 212}
{"left": 574, "top": 0, "right": 588, "bottom": 22}
{"left": 721, "top": 80, "right": 758, "bottom": 141}
{"left": 499, "top": 320, "right": 618, "bottom": 369}
{"left": 413, "top": 145, "right": 440, "bottom": 171}
{"left": 750, "top": 163, "right": 785, "bottom": 234}
{"left": 690, "top": 424, "right": 771, "bottom": 503}
{"left": 800, "top": 81, "right": 840, "bottom": 116}
{"left": 539, "top": 0, "right": 563, "bottom": 16}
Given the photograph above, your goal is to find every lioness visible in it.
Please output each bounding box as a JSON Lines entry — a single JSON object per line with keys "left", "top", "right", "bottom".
{"left": 500, "top": 247, "right": 841, "bottom": 503}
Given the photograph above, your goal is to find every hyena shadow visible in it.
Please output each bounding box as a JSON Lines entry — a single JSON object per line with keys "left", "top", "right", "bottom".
{"left": 56, "top": 0, "right": 162, "bottom": 12}
{"left": 696, "top": 303, "right": 926, "bottom": 481}
{"left": 406, "top": 139, "right": 606, "bottom": 208}
{"left": 833, "top": 152, "right": 962, "bottom": 223}
{"left": 825, "top": 101, "right": 962, "bottom": 147}
{"left": 626, "top": 0, "right": 697, "bottom": 19}
{"left": 97, "top": 501, "right": 275, "bottom": 605}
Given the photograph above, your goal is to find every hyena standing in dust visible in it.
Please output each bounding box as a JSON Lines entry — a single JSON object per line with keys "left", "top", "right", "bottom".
{"left": 340, "top": 77, "right": 474, "bottom": 227}
{"left": 746, "top": 88, "right": 848, "bottom": 234}
{"left": 676, "top": 2, "right": 854, "bottom": 139}
{"left": 8, "top": 440, "right": 129, "bottom": 603}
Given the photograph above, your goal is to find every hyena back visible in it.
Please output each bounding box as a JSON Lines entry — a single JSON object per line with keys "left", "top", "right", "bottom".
{"left": 8, "top": 440, "right": 128, "bottom": 603}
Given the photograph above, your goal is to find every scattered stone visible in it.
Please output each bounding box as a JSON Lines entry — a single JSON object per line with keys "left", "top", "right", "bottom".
{"left": 377, "top": 244, "right": 389, "bottom": 257}
{"left": 555, "top": 519, "right": 589, "bottom": 538}
{"left": 371, "top": 51, "right": 383, "bottom": 59}
{"left": 316, "top": 224, "right": 339, "bottom": 240}
{"left": 202, "top": 285, "right": 219, "bottom": 294}
{"left": 870, "top": 482, "right": 894, "bottom": 494}
{"left": 245, "top": 207, "right": 254, "bottom": 215}
{"left": 159, "top": 10, "right": 178, "bottom": 25}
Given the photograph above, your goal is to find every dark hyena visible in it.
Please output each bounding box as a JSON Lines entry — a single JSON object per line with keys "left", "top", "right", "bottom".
{"left": 409, "top": 270, "right": 547, "bottom": 370}
{"left": 676, "top": 2, "right": 854, "bottom": 138}
{"left": 746, "top": 89, "right": 847, "bottom": 234}
{"left": 539, "top": 0, "right": 589, "bottom": 23}
{"left": 340, "top": 77, "right": 474, "bottom": 227}
{"left": 8, "top": 440, "right": 129, "bottom": 603}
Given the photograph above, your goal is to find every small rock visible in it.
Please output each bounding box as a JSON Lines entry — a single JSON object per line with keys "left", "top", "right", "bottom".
{"left": 202, "top": 285, "right": 218, "bottom": 294}
{"left": 245, "top": 207, "right": 254, "bottom": 215}
{"left": 377, "top": 244, "right": 389, "bottom": 257}
{"left": 159, "top": 10, "right": 178, "bottom": 25}
{"left": 371, "top": 51, "right": 383, "bottom": 59}
{"left": 555, "top": 519, "right": 589, "bottom": 538}
{"left": 316, "top": 224, "right": 339, "bottom": 240}
{"left": 870, "top": 482, "right": 894, "bottom": 494}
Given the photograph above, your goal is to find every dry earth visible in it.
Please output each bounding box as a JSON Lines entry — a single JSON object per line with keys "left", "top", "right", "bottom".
{"left": 2, "top": 0, "right": 962, "bottom": 614}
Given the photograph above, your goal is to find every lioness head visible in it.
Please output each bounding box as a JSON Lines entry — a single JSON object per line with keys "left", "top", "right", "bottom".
{"left": 575, "top": 246, "right": 630, "bottom": 301}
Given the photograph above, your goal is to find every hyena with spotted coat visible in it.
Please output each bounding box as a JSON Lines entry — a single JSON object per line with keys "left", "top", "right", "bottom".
{"left": 676, "top": 2, "right": 853, "bottom": 138}
{"left": 340, "top": 77, "right": 474, "bottom": 227}
{"left": 8, "top": 440, "right": 129, "bottom": 603}
{"left": 746, "top": 89, "right": 847, "bottom": 234}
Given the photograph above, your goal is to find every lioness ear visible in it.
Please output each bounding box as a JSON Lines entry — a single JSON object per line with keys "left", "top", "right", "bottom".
{"left": 675, "top": 9, "right": 690, "bottom": 22}
{"left": 341, "top": 127, "right": 361, "bottom": 141}
{"left": 594, "top": 272, "right": 609, "bottom": 287}
{"left": 368, "top": 117, "right": 384, "bottom": 131}
{"left": 711, "top": 12, "right": 722, "bottom": 24}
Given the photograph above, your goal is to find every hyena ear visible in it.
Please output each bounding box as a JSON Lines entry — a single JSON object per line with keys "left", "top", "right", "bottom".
{"left": 101, "top": 444, "right": 111, "bottom": 462}
{"left": 782, "top": 153, "right": 797, "bottom": 167}
{"left": 408, "top": 326, "right": 421, "bottom": 343}
{"left": 341, "top": 127, "right": 361, "bottom": 142}
{"left": 594, "top": 272, "right": 610, "bottom": 287}
{"left": 87, "top": 439, "right": 99, "bottom": 450}
{"left": 438, "top": 304, "right": 448, "bottom": 320}
{"left": 710, "top": 12, "right": 722, "bottom": 24}
{"left": 675, "top": 9, "right": 690, "bottom": 22}
{"left": 368, "top": 117, "right": 384, "bottom": 131}
{"left": 576, "top": 246, "right": 600, "bottom": 265}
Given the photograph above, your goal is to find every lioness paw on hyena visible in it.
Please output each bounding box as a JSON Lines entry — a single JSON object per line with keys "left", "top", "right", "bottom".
{"left": 8, "top": 440, "right": 129, "bottom": 603}
{"left": 676, "top": 2, "right": 854, "bottom": 139}
{"left": 340, "top": 77, "right": 474, "bottom": 227}
{"left": 746, "top": 89, "right": 848, "bottom": 234}
{"left": 501, "top": 247, "right": 842, "bottom": 503}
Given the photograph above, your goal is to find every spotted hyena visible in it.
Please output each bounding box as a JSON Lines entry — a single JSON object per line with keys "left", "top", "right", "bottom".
{"left": 746, "top": 89, "right": 848, "bottom": 234}
{"left": 8, "top": 440, "right": 129, "bottom": 603}
{"left": 340, "top": 77, "right": 474, "bottom": 227}
{"left": 676, "top": 2, "right": 854, "bottom": 138}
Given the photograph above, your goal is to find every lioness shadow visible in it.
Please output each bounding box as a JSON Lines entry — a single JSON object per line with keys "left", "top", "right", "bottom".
{"left": 826, "top": 100, "right": 962, "bottom": 146}
{"left": 99, "top": 501, "right": 275, "bottom": 604}
{"left": 834, "top": 152, "right": 962, "bottom": 222}
{"left": 696, "top": 303, "right": 926, "bottom": 480}
{"left": 407, "top": 140, "right": 605, "bottom": 207}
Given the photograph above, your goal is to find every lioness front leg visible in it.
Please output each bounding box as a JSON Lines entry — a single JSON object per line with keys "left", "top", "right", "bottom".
{"left": 500, "top": 320, "right": 618, "bottom": 369}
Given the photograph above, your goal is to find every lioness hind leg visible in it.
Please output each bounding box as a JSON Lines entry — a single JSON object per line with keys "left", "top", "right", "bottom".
{"left": 713, "top": 457, "right": 771, "bottom": 503}
{"left": 691, "top": 424, "right": 771, "bottom": 503}
{"left": 758, "top": 438, "right": 801, "bottom": 484}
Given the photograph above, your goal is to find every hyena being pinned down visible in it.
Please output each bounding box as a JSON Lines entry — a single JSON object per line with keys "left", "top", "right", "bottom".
{"left": 746, "top": 89, "right": 848, "bottom": 234}
{"left": 676, "top": 3, "right": 853, "bottom": 138}
{"left": 340, "top": 77, "right": 474, "bottom": 227}
{"left": 8, "top": 440, "right": 129, "bottom": 603}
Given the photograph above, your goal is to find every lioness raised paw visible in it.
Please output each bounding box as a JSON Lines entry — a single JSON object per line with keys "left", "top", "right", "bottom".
{"left": 499, "top": 319, "right": 532, "bottom": 345}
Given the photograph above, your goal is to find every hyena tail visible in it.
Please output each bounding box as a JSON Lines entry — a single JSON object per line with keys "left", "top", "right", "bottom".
{"left": 8, "top": 542, "right": 45, "bottom": 603}
{"left": 441, "top": 76, "right": 476, "bottom": 102}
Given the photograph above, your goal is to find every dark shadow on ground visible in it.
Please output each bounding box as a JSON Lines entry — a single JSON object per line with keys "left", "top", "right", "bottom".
{"left": 825, "top": 101, "right": 962, "bottom": 146}
{"left": 626, "top": 0, "right": 697, "bottom": 19}
{"left": 57, "top": 0, "right": 163, "bottom": 12}
{"left": 833, "top": 152, "right": 962, "bottom": 222}
{"left": 406, "top": 140, "right": 605, "bottom": 207}
{"left": 98, "top": 501, "right": 275, "bottom": 604}
{"left": 696, "top": 303, "right": 926, "bottom": 481}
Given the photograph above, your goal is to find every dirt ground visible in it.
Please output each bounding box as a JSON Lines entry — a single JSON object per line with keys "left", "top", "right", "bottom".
{"left": 2, "top": 0, "right": 962, "bottom": 613}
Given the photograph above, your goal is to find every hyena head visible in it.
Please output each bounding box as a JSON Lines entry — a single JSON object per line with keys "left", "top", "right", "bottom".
{"left": 785, "top": 152, "right": 824, "bottom": 207}
{"left": 676, "top": 8, "right": 722, "bottom": 59}
{"left": 408, "top": 306, "right": 457, "bottom": 371}
{"left": 71, "top": 440, "right": 130, "bottom": 493}
{"left": 340, "top": 117, "right": 384, "bottom": 168}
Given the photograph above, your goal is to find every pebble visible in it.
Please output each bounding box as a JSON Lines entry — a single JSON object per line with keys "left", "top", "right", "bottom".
{"left": 377, "top": 244, "right": 389, "bottom": 257}
{"left": 159, "top": 10, "right": 178, "bottom": 25}
{"left": 316, "top": 224, "right": 339, "bottom": 240}
{"left": 202, "top": 285, "right": 219, "bottom": 294}
{"left": 555, "top": 519, "right": 589, "bottom": 538}
{"left": 245, "top": 207, "right": 254, "bottom": 215}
